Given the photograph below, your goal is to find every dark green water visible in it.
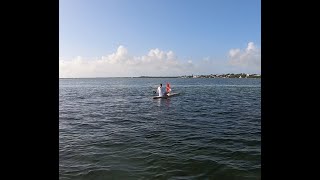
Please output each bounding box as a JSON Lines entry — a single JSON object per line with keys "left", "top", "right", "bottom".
{"left": 59, "top": 78, "right": 261, "bottom": 179}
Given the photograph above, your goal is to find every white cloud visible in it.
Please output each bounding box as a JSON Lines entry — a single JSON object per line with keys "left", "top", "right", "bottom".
{"left": 59, "top": 43, "right": 261, "bottom": 78}
{"left": 228, "top": 42, "right": 261, "bottom": 73}
{"left": 59, "top": 46, "right": 195, "bottom": 78}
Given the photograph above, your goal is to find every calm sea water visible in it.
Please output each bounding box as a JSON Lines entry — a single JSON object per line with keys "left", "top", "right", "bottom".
{"left": 59, "top": 78, "right": 261, "bottom": 180}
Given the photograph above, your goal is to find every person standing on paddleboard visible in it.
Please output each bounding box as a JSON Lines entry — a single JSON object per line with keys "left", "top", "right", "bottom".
{"left": 166, "top": 83, "right": 171, "bottom": 95}
{"left": 157, "top": 84, "right": 165, "bottom": 97}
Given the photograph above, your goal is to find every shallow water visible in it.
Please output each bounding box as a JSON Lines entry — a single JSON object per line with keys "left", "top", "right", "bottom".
{"left": 59, "top": 78, "right": 261, "bottom": 179}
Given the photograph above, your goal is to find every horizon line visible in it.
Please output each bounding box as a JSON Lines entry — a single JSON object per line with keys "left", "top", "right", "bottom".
{"left": 59, "top": 73, "right": 261, "bottom": 79}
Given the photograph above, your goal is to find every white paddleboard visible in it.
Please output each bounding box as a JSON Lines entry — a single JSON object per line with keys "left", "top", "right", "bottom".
{"left": 153, "top": 93, "right": 180, "bottom": 99}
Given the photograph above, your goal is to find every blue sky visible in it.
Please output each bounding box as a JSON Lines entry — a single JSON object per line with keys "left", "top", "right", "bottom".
{"left": 59, "top": 0, "right": 260, "bottom": 77}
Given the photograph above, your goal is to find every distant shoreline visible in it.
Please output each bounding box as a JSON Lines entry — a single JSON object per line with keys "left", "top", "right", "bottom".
{"left": 135, "top": 76, "right": 179, "bottom": 78}
{"left": 59, "top": 73, "right": 261, "bottom": 79}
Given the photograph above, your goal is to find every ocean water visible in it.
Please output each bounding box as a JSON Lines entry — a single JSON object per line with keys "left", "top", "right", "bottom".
{"left": 59, "top": 78, "right": 261, "bottom": 180}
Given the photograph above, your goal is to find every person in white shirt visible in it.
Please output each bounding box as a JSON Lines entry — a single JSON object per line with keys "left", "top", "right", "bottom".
{"left": 157, "top": 83, "right": 166, "bottom": 97}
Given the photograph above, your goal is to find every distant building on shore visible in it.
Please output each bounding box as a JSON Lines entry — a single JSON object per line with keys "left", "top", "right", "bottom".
{"left": 178, "top": 73, "right": 261, "bottom": 79}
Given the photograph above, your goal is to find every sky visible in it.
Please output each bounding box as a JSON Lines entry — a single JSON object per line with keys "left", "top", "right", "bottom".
{"left": 59, "top": 0, "right": 261, "bottom": 77}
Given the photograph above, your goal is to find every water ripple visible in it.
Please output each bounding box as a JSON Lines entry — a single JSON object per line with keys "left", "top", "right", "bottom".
{"left": 60, "top": 78, "right": 261, "bottom": 179}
